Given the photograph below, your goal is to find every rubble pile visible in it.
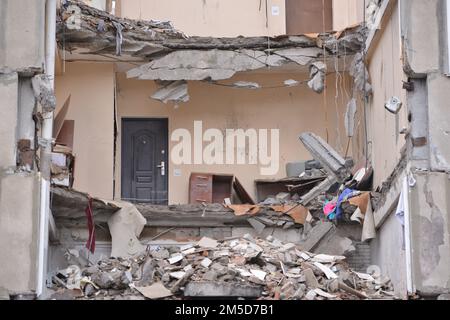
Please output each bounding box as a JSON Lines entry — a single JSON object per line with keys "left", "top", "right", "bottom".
{"left": 52, "top": 235, "right": 396, "bottom": 300}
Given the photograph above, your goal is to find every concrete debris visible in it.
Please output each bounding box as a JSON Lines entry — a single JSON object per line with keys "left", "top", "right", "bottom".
{"left": 284, "top": 79, "right": 300, "bottom": 87}
{"left": 184, "top": 282, "right": 262, "bottom": 298}
{"left": 59, "top": 1, "right": 366, "bottom": 64}
{"left": 111, "top": 21, "right": 124, "bottom": 56}
{"left": 307, "top": 61, "right": 326, "bottom": 94}
{"left": 247, "top": 217, "right": 266, "bottom": 234}
{"left": 275, "top": 47, "right": 323, "bottom": 66}
{"left": 31, "top": 74, "right": 56, "bottom": 112}
{"left": 232, "top": 81, "right": 261, "bottom": 89}
{"left": 300, "top": 132, "right": 352, "bottom": 183}
{"left": 107, "top": 201, "right": 147, "bottom": 258}
{"left": 366, "top": 0, "right": 383, "bottom": 29}
{"left": 151, "top": 80, "right": 189, "bottom": 104}
{"left": 127, "top": 50, "right": 276, "bottom": 81}
{"left": 350, "top": 52, "right": 372, "bottom": 96}
{"left": 59, "top": 2, "right": 367, "bottom": 93}
{"left": 52, "top": 235, "right": 396, "bottom": 300}
{"left": 134, "top": 282, "right": 173, "bottom": 299}
{"left": 197, "top": 237, "right": 219, "bottom": 249}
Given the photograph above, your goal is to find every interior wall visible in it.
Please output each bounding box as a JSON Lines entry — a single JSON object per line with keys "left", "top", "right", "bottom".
{"left": 116, "top": 0, "right": 286, "bottom": 37}
{"left": 116, "top": 71, "right": 354, "bottom": 204}
{"left": 332, "top": 0, "right": 364, "bottom": 31}
{"left": 54, "top": 62, "right": 115, "bottom": 199}
{"left": 366, "top": 2, "right": 407, "bottom": 189}
{"left": 285, "top": 0, "right": 333, "bottom": 34}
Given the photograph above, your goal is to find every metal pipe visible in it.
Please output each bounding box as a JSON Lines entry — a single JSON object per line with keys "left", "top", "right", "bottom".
{"left": 37, "top": 0, "right": 56, "bottom": 298}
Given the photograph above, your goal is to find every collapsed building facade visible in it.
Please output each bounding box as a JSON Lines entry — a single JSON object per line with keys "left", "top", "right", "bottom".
{"left": 0, "top": 0, "right": 449, "bottom": 300}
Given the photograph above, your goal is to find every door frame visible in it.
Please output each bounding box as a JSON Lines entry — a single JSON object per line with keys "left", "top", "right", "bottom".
{"left": 120, "top": 117, "right": 169, "bottom": 204}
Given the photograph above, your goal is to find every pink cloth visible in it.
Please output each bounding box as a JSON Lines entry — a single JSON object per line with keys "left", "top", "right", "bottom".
{"left": 323, "top": 202, "right": 337, "bottom": 216}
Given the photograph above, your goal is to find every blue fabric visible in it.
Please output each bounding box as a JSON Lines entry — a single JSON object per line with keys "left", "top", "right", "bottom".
{"left": 335, "top": 188, "right": 355, "bottom": 219}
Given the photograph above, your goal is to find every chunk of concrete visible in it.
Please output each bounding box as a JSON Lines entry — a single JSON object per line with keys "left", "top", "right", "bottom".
{"left": 151, "top": 80, "right": 189, "bottom": 104}
{"left": 107, "top": 201, "right": 147, "bottom": 258}
{"left": 247, "top": 217, "right": 266, "bottom": 234}
{"left": 300, "top": 132, "right": 351, "bottom": 182}
{"left": 307, "top": 61, "right": 326, "bottom": 94}
{"left": 184, "top": 281, "right": 263, "bottom": 298}
{"left": 299, "top": 221, "right": 334, "bottom": 252}
{"left": 197, "top": 237, "right": 218, "bottom": 249}
{"left": 304, "top": 268, "right": 319, "bottom": 288}
{"left": 134, "top": 282, "right": 173, "bottom": 299}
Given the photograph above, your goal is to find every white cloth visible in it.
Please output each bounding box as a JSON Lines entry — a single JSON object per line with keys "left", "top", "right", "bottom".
{"left": 395, "top": 190, "right": 405, "bottom": 226}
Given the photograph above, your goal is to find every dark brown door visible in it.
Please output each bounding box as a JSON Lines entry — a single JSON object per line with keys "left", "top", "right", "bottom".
{"left": 121, "top": 118, "right": 168, "bottom": 204}
{"left": 286, "top": 0, "right": 333, "bottom": 35}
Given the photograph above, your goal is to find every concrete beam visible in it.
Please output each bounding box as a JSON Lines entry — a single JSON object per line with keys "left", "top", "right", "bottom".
{"left": 0, "top": 172, "right": 40, "bottom": 294}
{"left": 299, "top": 132, "right": 351, "bottom": 183}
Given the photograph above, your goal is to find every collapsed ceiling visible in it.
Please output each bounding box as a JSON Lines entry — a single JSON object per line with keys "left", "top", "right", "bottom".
{"left": 57, "top": 1, "right": 369, "bottom": 103}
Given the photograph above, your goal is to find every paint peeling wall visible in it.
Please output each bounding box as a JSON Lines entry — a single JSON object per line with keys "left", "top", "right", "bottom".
{"left": 409, "top": 172, "right": 450, "bottom": 295}
{"left": 116, "top": 0, "right": 286, "bottom": 37}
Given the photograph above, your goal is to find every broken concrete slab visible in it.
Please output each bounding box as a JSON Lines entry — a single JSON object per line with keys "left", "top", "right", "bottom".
{"left": 184, "top": 282, "right": 263, "bottom": 298}
{"left": 151, "top": 80, "right": 189, "bottom": 104}
{"left": 247, "top": 217, "right": 266, "bottom": 234}
{"left": 127, "top": 50, "right": 269, "bottom": 81}
{"left": 58, "top": 1, "right": 365, "bottom": 60}
{"left": 303, "top": 268, "right": 319, "bottom": 288}
{"left": 300, "top": 132, "right": 352, "bottom": 182}
{"left": 313, "top": 262, "right": 338, "bottom": 280}
{"left": 197, "top": 237, "right": 218, "bottom": 249}
{"left": 300, "top": 176, "right": 337, "bottom": 206}
{"left": 200, "top": 258, "right": 213, "bottom": 268}
{"left": 107, "top": 201, "right": 147, "bottom": 258}
{"left": 134, "top": 282, "right": 173, "bottom": 299}
{"left": 299, "top": 221, "right": 334, "bottom": 252}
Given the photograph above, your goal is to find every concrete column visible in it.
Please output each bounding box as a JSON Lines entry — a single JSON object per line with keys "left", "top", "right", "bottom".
{"left": 0, "top": 72, "right": 18, "bottom": 169}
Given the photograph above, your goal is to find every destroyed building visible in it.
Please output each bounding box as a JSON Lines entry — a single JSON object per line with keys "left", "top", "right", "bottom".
{"left": 0, "top": 0, "right": 449, "bottom": 301}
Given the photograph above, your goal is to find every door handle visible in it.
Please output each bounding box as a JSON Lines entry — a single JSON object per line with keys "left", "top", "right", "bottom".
{"left": 157, "top": 161, "right": 165, "bottom": 176}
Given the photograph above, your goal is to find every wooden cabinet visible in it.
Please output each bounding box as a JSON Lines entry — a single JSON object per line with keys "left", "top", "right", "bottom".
{"left": 189, "top": 173, "right": 213, "bottom": 203}
{"left": 189, "top": 173, "right": 233, "bottom": 204}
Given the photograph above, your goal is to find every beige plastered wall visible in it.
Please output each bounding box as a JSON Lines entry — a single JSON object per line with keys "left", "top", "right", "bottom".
{"left": 116, "top": 0, "right": 286, "bottom": 37}
{"left": 332, "top": 0, "right": 364, "bottom": 31}
{"left": 54, "top": 62, "right": 115, "bottom": 199}
{"left": 366, "top": 2, "right": 407, "bottom": 188}
{"left": 53, "top": 62, "right": 356, "bottom": 204}
{"left": 115, "top": 71, "right": 354, "bottom": 204}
